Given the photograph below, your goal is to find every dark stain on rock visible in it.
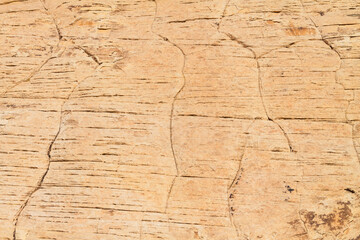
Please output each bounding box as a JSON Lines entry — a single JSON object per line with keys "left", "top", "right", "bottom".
{"left": 288, "top": 219, "right": 301, "bottom": 229}
{"left": 320, "top": 201, "right": 351, "bottom": 230}
{"left": 286, "top": 185, "right": 294, "bottom": 193}
{"left": 345, "top": 188, "right": 355, "bottom": 194}
{"left": 339, "top": 201, "right": 352, "bottom": 222}
{"left": 304, "top": 211, "right": 320, "bottom": 229}
{"left": 350, "top": 234, "right": 360, "bottom": 240}
{"left": 302, "top": 201, "right": 352, "bottom": 231}
{"left": 348, "top": 14, "right": 360, "bottom": 19}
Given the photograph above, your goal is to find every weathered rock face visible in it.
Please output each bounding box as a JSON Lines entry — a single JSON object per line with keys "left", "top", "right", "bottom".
{"left": 0, "top": 0, "right": 359, "bottom": 239}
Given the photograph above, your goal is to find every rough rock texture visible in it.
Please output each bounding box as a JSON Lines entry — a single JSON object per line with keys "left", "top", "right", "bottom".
{"left": 0, "top": 0, "right": 359, "bottom": 239}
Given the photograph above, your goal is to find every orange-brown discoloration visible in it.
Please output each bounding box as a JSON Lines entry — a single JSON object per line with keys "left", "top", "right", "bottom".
{"left": 285, "top": 25, "right": 316, "bottom": 36}
{"left": 70, "top": 18, "right": 95, "bottom": 26}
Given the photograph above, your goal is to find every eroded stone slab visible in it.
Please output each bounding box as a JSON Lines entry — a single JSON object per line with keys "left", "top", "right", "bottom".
{"left": 0, "top": 0, "right": 359, "bottom": 239}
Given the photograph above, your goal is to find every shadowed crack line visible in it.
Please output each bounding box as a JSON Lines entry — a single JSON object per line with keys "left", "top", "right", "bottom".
{"left": 352, "top": 126, "right": 360, "bottom": 165}
{"left": 1, "top": 56, "right": 55, "bottom": 97}
{"left": 299, "top": 0, "right": 359, "bottom": 166}
{"left": 298, "top": 0, "right": 347, "bottom": 100}
{"left": 216, "top": 1, "right": 295, "bottom": 152}
{"left": 12, "top": 64, "right": 100, "bottom": 240}
{"left": 299, "top": 0, "right": 341, "bottom": 58}
{"left": 296, "top": 160, "right": 308, "bottom": 238}
{"left": 77, "top": 46, "right": 102, "bottom": 66}
{"left": 227, "top": 120, "right": 254, "bottom": 239}
{"left": 168, "top": 17, "right": 217, "bottom": 24}
{"left": 41, "top": 0, "right": 62, "bottom": 41}
{"left": 218, "top": 32, "right": 295, "bottom": 153}
{"left": 41, "top": 0, "right": 102, "bottom": 68}
{"left": 298, "top": 0, "right": 343, "bottom": 93}
{"left": 164, "top": 176, "right": 176, "bottom": 214}
{"left": 11, "top": 3, "right": 66, "bottom": 237}
{"left": 217, "top": 4, "right": 297, "bottom": 237}
{"left": 0, "top": 0, "right": 30, "bottom": 6}
{"left": 151, "top": 0, "right": 186, "bottom": 215}
{"left": 295, "top": 134, "right": 307, "bottom": 237}
{"left": 216, "top": 0, "right": 231, "bottom": 31}
{"left": 228, "top": 120, "right": 256, "bottom": 190}
{"left": 12, "top": 86, "right": 64, "bottom": 240}
{"left": 256, "top": 47, "right": 295, "bottom": 153}
{"left": 1, "top": 0, "right": 63, "bottom": 97}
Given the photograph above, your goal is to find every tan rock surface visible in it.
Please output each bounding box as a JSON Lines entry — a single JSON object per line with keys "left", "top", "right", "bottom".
{"left": 0, "top": 0, "right": 359, "bottom": 239}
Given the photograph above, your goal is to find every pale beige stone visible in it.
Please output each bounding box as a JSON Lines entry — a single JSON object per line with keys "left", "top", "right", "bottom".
{"left": 0, "top": 0, "right": 359, "bottom": 239}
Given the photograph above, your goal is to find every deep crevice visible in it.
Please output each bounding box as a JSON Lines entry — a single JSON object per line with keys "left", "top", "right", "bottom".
{"left": 77, "top": 46, "right": 102, "bottom": 66}
{"left": 12, "top": 94, "right": 64, "bottom": 240}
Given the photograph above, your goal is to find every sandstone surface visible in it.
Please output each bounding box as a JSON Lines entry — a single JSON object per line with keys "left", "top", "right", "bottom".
{"left": 0, "top": 0, "right": 360, "bottom": 239}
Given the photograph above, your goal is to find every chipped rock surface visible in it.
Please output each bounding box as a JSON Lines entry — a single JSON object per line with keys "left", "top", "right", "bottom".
{"left": 0, "top": 0, "right": 359, "bottom": 239}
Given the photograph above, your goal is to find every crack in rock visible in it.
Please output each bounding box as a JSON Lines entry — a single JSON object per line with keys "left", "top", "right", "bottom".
{"left": 227, "top": 120, "right": 255, "bottom": 238}
{"left": 218, "top": 26, "right": 295, "bottom": 154}
{"left": 1, "top": 0, "right": 64, "bottom": 97}
{"left": 164, "top": 177, "right": 176, "bottom": 215}
{"left": 40, "top": 0, "right": 62, "bottom": 41}
{"left": 40, "top": 0, "right": 102, "bottom": 67}
{"left": 217, "top": 2, "right": 298, "bottom": 237}
{"left": 151, "top": 0, "right": 186, "bottom": 215}
{"left": 12, "top": 63, "right": 100, "bottom": 240}
{"left": 77, "top": 46, "right": 102, "bottom": 66}
{"left": 299, "top": 0, "right": 360, "bottom": 166}
{"left": 299, "top": 0, "right": 341, "bottom": 59}
{"left": 10, "top": 2, "right": 65, "bottom": 237}
{"left": 1, "top": 56, "right": 55, "bottom": 97}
